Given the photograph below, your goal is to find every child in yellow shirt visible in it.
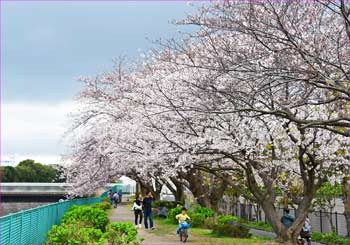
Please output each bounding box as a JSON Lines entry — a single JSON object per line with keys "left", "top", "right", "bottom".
{"left": 175, "top": 207, "right": 191, "bottom": 235}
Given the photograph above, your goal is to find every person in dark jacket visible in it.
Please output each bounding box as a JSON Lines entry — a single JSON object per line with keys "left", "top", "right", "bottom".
{"left": 281, "top": 208, "right": 294, "bottom": 228}
{"left": 143, "top": 191, "right": 155, "bottom": 230}
{"left": 118, "top": 189, "right": 123, "bottom": 203}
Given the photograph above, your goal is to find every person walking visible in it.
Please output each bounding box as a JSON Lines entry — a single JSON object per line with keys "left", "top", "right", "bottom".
{"left": 143, "top": 191, "right": 155, "bottom": 230}
{"left": 112, "top": 192, "right": 119, "bottom": 208}
{"left": 300, "top": 216, "right": 312, "bottom": 245}
{"left": 281, "top": 208, "right": 294, "bottom": 228}
{"left": 118, "top": 189, "right": 123, "bottom": 203}
{"left": 132, "top": 193, "right": 143, "bottom": 228}
{"left": 108, "top": 189, "right": 114, "bottom": 206}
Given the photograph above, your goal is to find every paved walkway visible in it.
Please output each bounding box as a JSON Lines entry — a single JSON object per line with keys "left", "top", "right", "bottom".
{"left": 109, "top": 204, "right": 184, "bottom": 244}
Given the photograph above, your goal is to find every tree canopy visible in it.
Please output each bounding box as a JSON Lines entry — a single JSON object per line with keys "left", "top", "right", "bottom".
{"left": 1, "top": 159, "right": 65, "bottom": 183}
{"left": 63, "top": 0, "right": 350, "bottom": 243}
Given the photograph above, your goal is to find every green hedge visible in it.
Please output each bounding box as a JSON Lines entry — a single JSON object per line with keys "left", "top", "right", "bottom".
{"left": 212, "top": 223, "right": 252, "bottom": 238}
{"left": 167, "top": 206, "right": 215, "bottom": 228}
{"left": 47, "top": 223, "right": 105, "bottom": 245}
{"left": 46, "top": 203, "right": 142, "bottom": 245}
{"left": 217, "top": 215, "right": 240, "bottom": 225}
{"left": 61, "top": 205, "right": 109, "bottom": 232}
{"left": 104, "top": 222, "right": 142, "bottom": 245}
{"left": 312, "top": 232, "right": 350, "bottom": 244}
{"left": 92, "top": 202, "right": 112, "bottom": 211}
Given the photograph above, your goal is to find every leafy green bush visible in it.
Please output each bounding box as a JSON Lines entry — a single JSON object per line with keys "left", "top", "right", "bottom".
{"left": 246, "top": 221, "right": 273, "bottom": 232}
{"left": 194, "top": 207, "right": 215, "bottom": 218}
{"left": 61, "top": 205, "right": 109, "bottom": 232}
{"left": 217, "top": 215, "right": 240, "bottom": 225}
{"left": 103, "top": 222, "right": 143, "bottom": 245}
{"left": 191, "top": 213, "right": 207, "bottom": 227}
{"left": 46, "top": 222, "right": 106, "bottom": 245}
{"left": 212, "top": 223, "right": 251, "bottom": 238}
{"left": 312, "top": 232, "right": 350, "bottom": 244}
{"left": 168, "top": 206, "right": 192, "bottom": 224}
{"left": 203, "top": 217, "right": 216, "bottom": 229}
{"left": 92, "top": 202, "right": 112, "bottom": 211}
{"left": 168, "top": 206, "right": 214, "bottom": 227}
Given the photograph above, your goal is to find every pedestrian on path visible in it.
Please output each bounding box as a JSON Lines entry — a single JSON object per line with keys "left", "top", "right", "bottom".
{"left": 143, "top": 191, "right": 155, "bottom": 230}
{"left": 281, "top": 208, "right": 294, "bottom": 228}
{"left": 108, "top": 189, "right": 114, "bottom": 205}
{"left": 118, "top": 189, "right": 123, "bottom": 203}
{"left": 133, "top": 193, "right": 143, "bottom": 228}
{"left": 113, "top": 192, "right": 119, "bottom": 208}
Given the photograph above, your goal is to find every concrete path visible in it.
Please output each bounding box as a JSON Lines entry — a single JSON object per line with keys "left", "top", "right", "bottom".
{"left": 250, "top": 228, "right": 276, "bottom": 239}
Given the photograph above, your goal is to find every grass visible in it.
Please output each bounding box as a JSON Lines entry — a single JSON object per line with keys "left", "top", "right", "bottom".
{"left": 153, "top": 217, "right": 275, "bottom": 244}
{"left": 244, "top": 221, "right": 274, "bottom": 232}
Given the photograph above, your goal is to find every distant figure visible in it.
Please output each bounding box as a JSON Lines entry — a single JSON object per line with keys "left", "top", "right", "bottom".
{"left": 112, "top": 192, "right": 119, "bottom": 208}
{"left": 157, "top": 205, "right": 168, "bottom": 218}
{"left": 108, "top": 189, "right": 114, "bottom": 205}
{"left": 118, "top": 189, "right": 123, "bottom": 203}
{"left": 143, "top": 191, "right": 155, "bottom": 230}
{"left": 132, "top": 194, "right": 143, "bottom": 228}
{"left": 281, "top": 208, "right": 294, "bottom": 228}
{"left": 300, "top": 216, "right": 312, "bottom": 245}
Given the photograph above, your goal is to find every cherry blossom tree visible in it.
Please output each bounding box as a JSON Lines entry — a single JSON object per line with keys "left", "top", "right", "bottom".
{"left": 64, "top": 1, "right": 350, "bottom": 243}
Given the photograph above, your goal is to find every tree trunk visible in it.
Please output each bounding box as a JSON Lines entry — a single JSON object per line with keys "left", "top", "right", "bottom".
{"left": 184, "top": 169, "right": 213, "bottom": 208}
{"left": 153, "top": 180, "right": 163, "bottom": 201}
{"left": 136, "top": 181, "right": 142, "bottom": 197}
{"left": 169, "top": 177, "right": 185, "bottom": 203}
{"left": 244, "top": 162, "right": 318, "bottom": 244}
{"left": 174, "top": 184, "right": 185, "bottom": 203}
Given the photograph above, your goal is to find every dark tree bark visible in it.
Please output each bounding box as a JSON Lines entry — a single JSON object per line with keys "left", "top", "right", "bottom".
{"left": 182, "top": 168, "right": 229, "bottom": 211}
{"left": 167, "top": 177, "right": 185, "bottom": 203}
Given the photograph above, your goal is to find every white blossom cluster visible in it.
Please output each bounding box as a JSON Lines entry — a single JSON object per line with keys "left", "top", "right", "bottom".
{"left": 64, "top": 1, "right": 350, "bottom": 198}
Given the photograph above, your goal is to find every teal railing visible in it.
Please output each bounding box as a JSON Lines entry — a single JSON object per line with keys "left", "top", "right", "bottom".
{"left": 0, "top": 184, "right": 129, "bottom": 245}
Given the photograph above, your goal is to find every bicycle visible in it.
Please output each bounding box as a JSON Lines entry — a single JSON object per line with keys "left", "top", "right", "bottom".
{"left": 179, "top": 226, "right": 188, "bottom": 242}
{"left": 178, "top": 220, "right": 190, "bottom": 243}
{"left": 297, "top": 230, "right": 311, "bottom": 245}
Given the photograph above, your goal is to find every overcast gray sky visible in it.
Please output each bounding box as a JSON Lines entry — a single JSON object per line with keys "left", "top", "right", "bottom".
{"left": 1, "top": 1, "right": 196, "bottom": 165}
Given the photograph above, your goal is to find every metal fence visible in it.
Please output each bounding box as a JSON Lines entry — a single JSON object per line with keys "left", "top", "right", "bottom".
{"left": 218, "top": 200, "right": 349, "bottom": 236}
{"left": 0, "top": 184, "right": 127, "bottom": 245}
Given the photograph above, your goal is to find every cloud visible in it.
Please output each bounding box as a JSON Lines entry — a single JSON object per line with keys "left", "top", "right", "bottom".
{"left": 1, "top": 101, "right": 75, "bottom": 165}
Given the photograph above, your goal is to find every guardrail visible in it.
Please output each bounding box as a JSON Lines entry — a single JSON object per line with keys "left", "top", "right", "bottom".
{"left": 0, "top": 184, "right": 129, "bottom": 244}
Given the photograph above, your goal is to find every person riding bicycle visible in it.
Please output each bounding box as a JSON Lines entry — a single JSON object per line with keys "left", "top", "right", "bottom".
{"left": 299, "top": 217, "right": 311, "bottom": 245}
{"left": 176, "top": 207, "right": 191, "bottom": 235}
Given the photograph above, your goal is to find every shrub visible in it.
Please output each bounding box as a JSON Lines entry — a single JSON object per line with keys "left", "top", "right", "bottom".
{"left": 190, "top": 213, "right": 206, "bottom": 227}
{"left": 194, "top": 207, "right": 215, "bottom": 218}
{"left": 217, "top": 215, "right": 240, "bottom": 225}
{"left": 92, "top": 202, "right": 112, "bottom": 211}
{"left": 246, "top": 221, "right": 273, "bottom": 232}
{"left": 312, "top": 232, "right": 350, "bottom": 244}
{"left": 61, "top": 205, "right": 109, "bottom": 232}
{"left": 168, "top": 206, "right": 215, "bottom": 227}
{"left": 168, "top": 206, "right": 190, "bottom": 224}
{"left": 46, "top": 222, "right": 106, "bottom": 245}
{"left": 212, "top": 223, "right": 252, "bottom": 238}
{"left": 203, "top": 217, "right": 216, "bottom": 229}
{"left": 103, "top": 222, "right": 143, "bottom": 245}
